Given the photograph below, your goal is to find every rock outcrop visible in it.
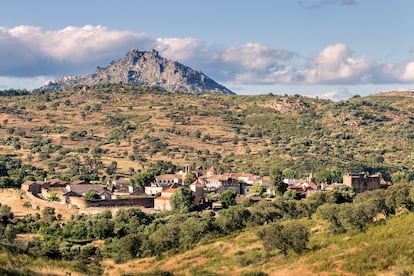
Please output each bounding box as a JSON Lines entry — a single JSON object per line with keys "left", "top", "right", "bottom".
{"left": 42, "top": 49, "right": 235, "bottom": 94}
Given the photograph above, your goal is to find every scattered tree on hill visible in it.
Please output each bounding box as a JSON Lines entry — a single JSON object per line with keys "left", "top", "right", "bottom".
{"left": 257, "top": 222, "right": 309, "bottom": 256}
{"left": 47, "top": 191, "right": 59, "bottom": 202}
{"left": 0, "top": 204, "right": 13, "bottom": 224}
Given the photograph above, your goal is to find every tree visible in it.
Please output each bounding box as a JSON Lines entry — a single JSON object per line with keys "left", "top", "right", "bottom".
{"left": 170, "top": 187, "right": 195, "bottom": 213}
{"left": 47, "top": 191, "right": 59, "bottom": 202}
{"left": 92, "top": 217, "right": 114, "bottom": 239}
{"left": 257, "top": 222, "right": 309, "bottom": 256}
{"left": 316, "top": 204, "right": 345, "bottom": 234}
{"left": 84, "top": 191, "right": 100, "bottom": 201}
{"left": 331, "top": 185, "right": 355, "bottom": 203}
{"left": 42, "top": 206, "right": 56, "bottom": 223}
{"left": 283, "top": 189, "right": 300, "bottom": 200}
{"left": 111, "top": 233, "right": 146, "bottom": 261}
{"left": 270, "top": 168, "right": 287, "bottom": 196}
{"left": 23, "top": 201, "right": 32, "bottom": 209}
{"left": 385, "top": 183, "right": 413, "bottom": 214}
{"left": 0, "top": 204, "right": 13, "bottom": 224}
{"left": 216, "top": 206, "right": 250, "bottom": 234}
{"left": 282, "top": 168, "right": 296, "bottom": 179}
{"left": 106, "top": 161, "right": 118, "bottom": 175}
{"left": 337, "top": 203, "right": 373, "bottom": 232}
{"left": 250, "top": 183, "right": 266, "bottom": 196}
{"left": 183, "top": 173, "right": 197, "bottom": 185}
{"left": 220, "top": 190, "right": 237, "bottom": 208}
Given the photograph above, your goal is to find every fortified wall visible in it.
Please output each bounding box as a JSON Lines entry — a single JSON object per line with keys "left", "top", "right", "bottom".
{"left": 68, "top": 196, "right": 154, "bottom": 209}
{"left": 343, "top": 174, "right": 381, "bottom": 193}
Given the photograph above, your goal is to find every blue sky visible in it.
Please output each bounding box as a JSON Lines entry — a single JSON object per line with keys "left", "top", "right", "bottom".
{"left": 1, "top": 0, "right": 414, "bottom": 100}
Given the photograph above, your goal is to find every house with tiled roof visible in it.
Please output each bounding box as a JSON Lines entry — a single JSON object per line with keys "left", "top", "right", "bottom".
{"left": 154, "top": 188, "right": 176, "bottom": 211}
{"left": 155, "top": 173, "right": 184, "bottom": 187}
{"left": 199, "top": 173, "right": 240, "bottom": 193}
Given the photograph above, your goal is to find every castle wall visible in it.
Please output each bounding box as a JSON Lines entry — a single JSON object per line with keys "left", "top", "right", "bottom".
{"left": 343, "top": 174, "right": 381, "bottom": 193}
{"left": 68, "top": 196, "right": 154, "bottom": 209}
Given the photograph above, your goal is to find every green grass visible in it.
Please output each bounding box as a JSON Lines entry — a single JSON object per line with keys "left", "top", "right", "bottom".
{"left": 306, "top": 212, "right": 414, "bottom": 275}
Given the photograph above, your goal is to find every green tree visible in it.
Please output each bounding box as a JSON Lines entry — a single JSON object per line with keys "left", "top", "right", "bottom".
{"left": 106, "top": 161, "right": 118, "bottom": 175}
{"left": 220, "top": 190, "right": 237, "bottom": 208}
{"left": 270, "top": 168, "right": 287, "bottom": 196}
{"left": 282, "top": 168, "right": 296, "bottom": 179}
{"left": 0, "top": 204, "right": 13, "bottom": 224}
{"left": 337, "top": 202, "right": 374, "bottom": 232}
{"left": 47, "top": 191, "right": 59, "bottom": 202}
{"left": 170, "top": 187, "right": 195, "bottom": 213}
{"left": 385, "top": 183, "right": 413, "bottom": 214}
{"left": 257, "top": 222, "right": 308, "bottom": 256}
{"left": 42, "top": 206, "right": 56, "bottom": 223}
{"left": 216, "top": 206, "right": 250, "bottom": 234}
{"left": 84, "top": 191, "right": 100, "bottom": 201}
{"left": 250, "top": 183, "right": 266, "bottom": 196}
{"left": 316, "top": 204, "right": 345, "bottom": 234}
{"left": 183, "top": 173, "right": 197, "bottom": 185}
{"left": 92, "top": 217, "right": 114, "bottom": 239}
{"left": 283, "top": 189, "right": 300, "bottom": 200}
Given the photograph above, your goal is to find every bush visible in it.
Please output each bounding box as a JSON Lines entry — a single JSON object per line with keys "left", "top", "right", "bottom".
{"left": 257, "top": 222, "right": 309, "bottom": 256}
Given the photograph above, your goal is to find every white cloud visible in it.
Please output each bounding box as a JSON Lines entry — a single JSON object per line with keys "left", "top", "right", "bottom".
{"left": 311, "top": 87, "right": 354, "bottom": 101}
{"left": 0, "top": 76, "right": 53, "bottom": 89}
{"left": 222, "top": 43, "right": 293, "bottom": 71}
{"left": 155, "top": 37, "right": 205, "bottom": 62}
{"left": 299, "top": 43, "right": 371, "bottom": 84}
{"left": 0, "top": 25, "right": 152, "bottom": 76}
{"left": 400, "top": 62, "right": 414, "bottom": 82}
{"left": 1, "top": 25, "right": 414, "bottom": 91}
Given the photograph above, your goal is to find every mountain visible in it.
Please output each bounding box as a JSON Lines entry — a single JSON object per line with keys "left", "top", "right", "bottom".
{"left": 41, "top": 49, "right": 235, "bottom": 94}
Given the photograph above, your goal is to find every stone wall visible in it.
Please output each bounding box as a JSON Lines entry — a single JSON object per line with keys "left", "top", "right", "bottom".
{"left": 69, "top": 196, "right": 154, "bottom": 209}
{"left": 343, "top": 174, "right": 381, "bottom": 193}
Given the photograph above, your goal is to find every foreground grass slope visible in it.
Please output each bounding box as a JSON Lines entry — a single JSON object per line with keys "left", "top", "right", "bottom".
{"left": 2, "top": 211, "right": 413, "bottom": 275}
{"left": 0, "top": 86, "right": 412, "bottom": 181}
{"left": 102, "top": 212, "right": 414, "bottom": 275}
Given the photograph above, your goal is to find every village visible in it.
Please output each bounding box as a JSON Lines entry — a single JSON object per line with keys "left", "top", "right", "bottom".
{"left": 21, "top": 165, "right": 392, "bottom": 212}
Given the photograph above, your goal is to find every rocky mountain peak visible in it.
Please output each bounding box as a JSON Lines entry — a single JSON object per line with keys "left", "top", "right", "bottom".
{"left": 41, "top": 49, "right": 235, "bottom": 94}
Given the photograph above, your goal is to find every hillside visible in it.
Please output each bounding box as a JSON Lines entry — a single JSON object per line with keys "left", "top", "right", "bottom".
{"left": 41, "top": 49, "right": 234, "bottom": 95}
{"left": 0, "top": 85, "right": 412, "bottom": 184}
{"left": 102, "top": 212, "right": 414, "bottom": 275}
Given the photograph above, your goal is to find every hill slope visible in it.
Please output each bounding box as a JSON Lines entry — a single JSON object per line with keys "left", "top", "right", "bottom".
{"left": 41, "top": 49, "right": 235, "bottom": 95}
{"left": 0, "top": 86, "right": 412, "bottom": 181}
{"left": 102, "top": 212, "right": 414, "bottom": 275}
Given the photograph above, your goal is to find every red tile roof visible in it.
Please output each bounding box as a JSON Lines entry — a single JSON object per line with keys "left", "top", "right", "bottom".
{"left": 163, "top": 188, "right": 176, "bottom": 193}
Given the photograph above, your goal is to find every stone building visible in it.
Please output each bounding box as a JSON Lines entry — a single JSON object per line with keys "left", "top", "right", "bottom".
{"left": 343, "top": 174, "right": 381, "bottom": 193}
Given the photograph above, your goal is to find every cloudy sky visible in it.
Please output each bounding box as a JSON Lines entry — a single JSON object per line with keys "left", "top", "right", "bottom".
{"left": 1, "top": 0, "right": 414, "bottom": 100}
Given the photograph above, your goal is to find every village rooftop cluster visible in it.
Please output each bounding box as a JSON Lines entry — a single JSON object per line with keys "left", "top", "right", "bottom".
{"left": 21, "top": 165, "right": 392, "bottom": 212}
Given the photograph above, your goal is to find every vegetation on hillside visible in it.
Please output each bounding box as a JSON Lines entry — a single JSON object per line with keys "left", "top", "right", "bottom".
{"left": 0, "top": 85, "right": 413, "bottom": 274}
{"left": 0, "top": 85, "right": 412, "bottom": 188}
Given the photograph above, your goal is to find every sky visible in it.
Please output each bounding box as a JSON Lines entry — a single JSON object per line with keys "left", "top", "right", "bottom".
{"left": 1, "top": 0, "right": 414, "bottom": 100}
